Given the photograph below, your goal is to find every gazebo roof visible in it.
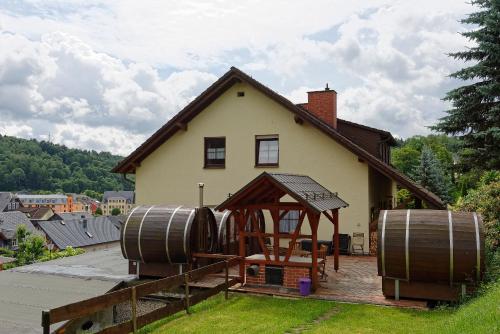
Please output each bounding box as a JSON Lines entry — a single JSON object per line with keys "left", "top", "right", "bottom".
{"left": 216, "top": 172, "right": 349, "bottom": 214}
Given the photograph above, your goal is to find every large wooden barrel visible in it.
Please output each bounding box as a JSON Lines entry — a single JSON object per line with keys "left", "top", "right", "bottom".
{"left": 121, "top": 205, "right": 217, "bottom": 264}
{"left": 377, "top": 210, "right": 484, "bottom": 285}
{"left": 212, "top": 210, "right": 237, "bottom": 254}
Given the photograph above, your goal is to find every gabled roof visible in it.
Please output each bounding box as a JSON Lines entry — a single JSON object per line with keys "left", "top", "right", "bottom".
{"left": 18, "top": 206, "right": 55, "bottom": 220}
{"left": 216, "top": 172, "right": 349, "bottom": 214}
{"left": 0, "top": 192, "right": 13, "bottom": 211}
{"left": 112, "top": 67, "right": 444, "bottom": 209}
{"left": 38, "top": 216, "right": 120, "bottom": 249}
{"left": 0, "top": 211, "right": 38, "bottom": 240}
{"left": 55, "top": 212, "right": 93, "bottom": 221}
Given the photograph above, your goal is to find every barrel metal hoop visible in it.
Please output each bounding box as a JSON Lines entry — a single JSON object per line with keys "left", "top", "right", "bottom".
{"left": 122, "top": 205, "right": 141, "bottom": 260}
{"left": 448, "top": 210, "right": 454, "bottom": 285}
{"left": 473, "top": 213, "right": 480, "bottom": 281}
{"left": 183, "top": 209, "right": 196, "bottom": 259}
{"left": 164, "top": 206, "right": 183, "bottom": 263}
{"left": 218, "top": 210, "right": 231, "bottom": 240}
{"left": 138, "top": 205, "right": 155, "bottom": 263}
{"left": 381, "top": 210, "right": 388, "bottom": 277}
{"left": 405, "top": 209, "right": 410, "bottom": 281}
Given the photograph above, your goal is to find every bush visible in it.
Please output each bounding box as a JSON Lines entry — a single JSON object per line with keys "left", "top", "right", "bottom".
{"left": 111, "top": 208, "right": 121, "bottom": 216}
{"left": 455, "top": 171, "right": 500, "bottom": 282}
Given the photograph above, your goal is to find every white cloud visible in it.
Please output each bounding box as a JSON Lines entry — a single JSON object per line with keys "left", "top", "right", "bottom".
{"left": 0, "top": 0, "right": 477, "bottom": 154}
{"left": 0, "top": 31, "right": 217, "bottom": 155}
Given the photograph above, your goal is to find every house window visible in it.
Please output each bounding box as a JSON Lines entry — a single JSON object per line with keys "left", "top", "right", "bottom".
{"left": 279, "top": 210, "right": 300, "bottom": 233}
{"left": 204, "top": 137, "right": 226, "bottom": 168}
{"left": 255, "top": 135, "right": 279, "bottom": 166}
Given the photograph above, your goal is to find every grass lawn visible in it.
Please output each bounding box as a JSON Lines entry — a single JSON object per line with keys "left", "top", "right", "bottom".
{"left": 140, "top": 281, "right": 500, "bottom": 334}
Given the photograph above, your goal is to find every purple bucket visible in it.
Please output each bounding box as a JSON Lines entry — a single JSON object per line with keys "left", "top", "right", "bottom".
{"left": 299, "top": 278, "right": 311, "bottom": 296}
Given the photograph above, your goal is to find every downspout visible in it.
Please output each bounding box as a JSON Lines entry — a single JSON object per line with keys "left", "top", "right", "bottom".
{"left": 122, "top": 173, "right": 135, "bottom": 185}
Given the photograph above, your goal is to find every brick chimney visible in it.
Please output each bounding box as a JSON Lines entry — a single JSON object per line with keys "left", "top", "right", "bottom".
{"left": 303, "top": 84, "right": 337, "bottom": 128}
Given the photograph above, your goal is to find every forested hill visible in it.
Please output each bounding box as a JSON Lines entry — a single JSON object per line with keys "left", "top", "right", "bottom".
{"left": 0, "top": 135, "right": 133, "bottom": 194}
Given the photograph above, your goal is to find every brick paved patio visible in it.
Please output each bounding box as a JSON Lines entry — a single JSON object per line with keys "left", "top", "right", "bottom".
{"left": 234, "top": 255, "right": 427, "bottom": 309}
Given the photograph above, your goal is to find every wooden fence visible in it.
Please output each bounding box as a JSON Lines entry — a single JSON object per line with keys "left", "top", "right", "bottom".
{"left": 42, "top": 256, "right": 242, "bottom": 334}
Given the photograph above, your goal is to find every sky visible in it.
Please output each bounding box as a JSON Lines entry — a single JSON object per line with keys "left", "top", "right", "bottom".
{"left": 0, "top": 0, "right": 475, "bottom": 156}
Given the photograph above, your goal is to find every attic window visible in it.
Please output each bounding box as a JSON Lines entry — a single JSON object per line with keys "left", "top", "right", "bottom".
{"left": 237, "top": 91, "right": 245, "bottom": 97}
{"left": 86, "top": 231, "right": 93, "bottom": 238}
{"left": 60, "top": 220, "right": 66, "bottom": 225}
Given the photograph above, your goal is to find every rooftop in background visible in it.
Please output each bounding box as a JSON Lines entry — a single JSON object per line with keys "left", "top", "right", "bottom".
{"left": 0, "top": 211, "right": 38, "bottom": 240}
{"left": 0, "top": 246, "right": 133, "bottom": 333}
{"left": 103, "top": 190, "right": 135, "bottom": 203}
{"left": 18, "top": 206, "right": 55, "bottom": 220}
{"left": 0, "top": 192, "right": 21, "bottom": 212}
{"left": 55, "top": 211, "right": 93, "bottom": 221}
{"left": 217, "top": 172, "right": 349, "bottom": 214}
{"left": 38, "top": 216, "right": 120, "bottom": 249}
{"left": 17, "top": 194, "right": 68, "bottom": 204}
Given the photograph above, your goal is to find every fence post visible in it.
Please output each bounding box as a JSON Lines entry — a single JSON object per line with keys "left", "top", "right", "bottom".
{"left": 131, "top": 286, "right": 137, "bottom": 333}
{"left": 41, "top": 310, "right": 50, "bottom": 334}
{"left": 184, "top": 273, "right": 191, "bottom": 314}
{"left": 225, "top": 260, "right": 229, "bottom": 300}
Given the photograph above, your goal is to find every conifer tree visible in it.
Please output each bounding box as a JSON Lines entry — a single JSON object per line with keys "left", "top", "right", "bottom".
{"left": 415, "top": 146, "right": 453, "bottom": 203}
{"left": 432, "top": 0, "right": 500, "bottom": 169}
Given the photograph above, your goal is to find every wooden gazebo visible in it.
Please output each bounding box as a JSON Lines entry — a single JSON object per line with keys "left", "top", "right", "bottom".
{"left": 216, "top": 172, "right": 348, "bottom": 290}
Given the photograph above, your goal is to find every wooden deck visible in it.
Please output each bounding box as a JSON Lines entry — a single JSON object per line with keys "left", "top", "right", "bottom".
{"left": 231, "top": 255, "right": 428, "bottom": 309}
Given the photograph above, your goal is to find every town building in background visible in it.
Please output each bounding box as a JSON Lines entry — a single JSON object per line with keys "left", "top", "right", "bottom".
{"left": 0, "top": 211, "right": 38, "bottom": 249}
{"left": 0, "top": 192, "right": 23, "bottom": 212}
{"left": 17, "top": 194, "right": 76, "bottom": 213}
{"left": 100, "top": 191, "right": 135, "bottom": 215}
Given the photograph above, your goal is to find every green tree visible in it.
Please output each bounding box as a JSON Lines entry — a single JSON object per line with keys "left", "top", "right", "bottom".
{"left": 15, "top": 225, "right": 45, "bottom": 265}
{"left": 10, "top": 167, "right": 26, "bottom": 189}
{"left": 111, "top": 208, "right": 121, "bottom": 216}
{"left": 414, "top": 146, "right": 453, "bottom": 204}
{"left": 95, "top": 207, "right": 103, "bottom": 216}
{"left": 432, "top": 0, "right": 500, "bottom": 169}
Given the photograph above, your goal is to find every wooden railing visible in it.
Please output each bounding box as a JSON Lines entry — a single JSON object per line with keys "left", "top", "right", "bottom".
{"left": 42, "top": 256, "right": 242, "bottom": 334}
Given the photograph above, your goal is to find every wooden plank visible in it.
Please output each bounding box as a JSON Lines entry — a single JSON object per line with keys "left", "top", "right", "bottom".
{"left": 49, "top": 288, "right": 132, "bottom": 324}
{"left": 250, "top": 209, "right": 270, "bottom": 261}
{"left": 284, "top": 210, "right": 306, "bottom": 263}
{"left": 41, "top": 310, "right": 50, "bottom": 334}
{"left": 243, "top": 232, "right": 312, "bottom": 239}
{"left": 136, "top": 300, "right": 185, "bottom": 328}
{"left": 333, "top": 209, "right": 339, "bottom": 272}
{"left": 135, "top": 274, "right": 185, "bottom": 298}
{"left": 225, "top": 261, "right": 229, "bottom": 300}
{"left": 270, "top": 208, "right": 280, "bottom": 262}
{"left": 190, "top": 283, "right": 226, "bottom": 305}
{"left": 184, "top": 274, "right": 190, "bottom": 314}
{"left": 308, "top": 211, "right": 320, "bottom": 291}
{"left": 241, "top": 203, "right": 305, "bottom": 210}
{"left": 98, "top": 321, "right": 134, "bottom": 334}
{"left": 244, "top": 258, "right": 323, "bottom": 268}
{"left": 189, "top": 262, "right": 226, "bottom": 281}
{"left": 131, "top": 287, "right": 137, "bottom": 333}
{"left": 238, "top": 210, "right": 246, "bottom": 278}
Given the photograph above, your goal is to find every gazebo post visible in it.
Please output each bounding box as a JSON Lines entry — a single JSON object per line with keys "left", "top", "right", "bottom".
{"left": 237, "top": 210, "right": 246, "bottom": 280}
{"left": 333, "top": 209, "right": 339, "bottom": 272}
{"left": 308, "top": 211, "right": 320, "bottom": 290}
{"left": 270, "top": 208, "right": 280, "bottom": 261}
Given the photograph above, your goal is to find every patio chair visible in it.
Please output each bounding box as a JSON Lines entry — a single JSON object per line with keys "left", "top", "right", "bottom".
{"left": 352, "top": 232, "right": 364, "bottom": 255}
{"left": 291, "top": 241, "right": 302, "bottom": 257}
{"left": 318, "top": 244, "right": 328, "bottom": 280}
